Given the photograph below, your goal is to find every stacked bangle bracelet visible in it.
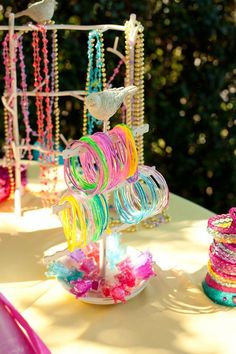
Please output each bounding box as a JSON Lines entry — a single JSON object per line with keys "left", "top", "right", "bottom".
{"left": 114, "top": 165, "right": 169, "bottom": 225}
{"left": 203, "top": 208, "right": 236, "bottom": 307}
{"left": 64, "top": 124, "right": 138, "bottom": 196}
{"left": 58, "top": 193, "right": 109, "bottom": 252}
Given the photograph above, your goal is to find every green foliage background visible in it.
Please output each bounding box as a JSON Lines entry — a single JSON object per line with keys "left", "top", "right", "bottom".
{"left": 0, "top": 0, "right": 235, "bottom": 213}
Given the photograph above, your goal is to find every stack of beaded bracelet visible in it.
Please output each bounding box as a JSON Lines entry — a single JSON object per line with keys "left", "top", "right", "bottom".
{"left": 202, "top": 207, "right": 236, "bottom": 306}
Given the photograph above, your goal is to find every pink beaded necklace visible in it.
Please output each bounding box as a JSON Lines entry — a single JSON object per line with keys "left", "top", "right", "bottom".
{"left": 106, "top": 59, "right": 126, "bottom": 122}
{"left": 2, "top": 34, "right": 13, "bottom": 146}
{"left": 106, "top": 59, "right": 124, "bottom": 89}
{"left": 17, "top": 35, "right": 33, "bottom": 160}
{"left": 32, "top": 26, "right": 58, "bottom": 207}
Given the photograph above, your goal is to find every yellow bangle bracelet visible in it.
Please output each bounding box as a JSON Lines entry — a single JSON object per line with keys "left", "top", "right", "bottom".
{"left": 59, "top": 195, "right": 87, "bottom": 252}
{"left": 118, "top": 125, "right": 138, "bottom": 177}
{"left": 208, "top": 261, "right": 236, "bottom": 285}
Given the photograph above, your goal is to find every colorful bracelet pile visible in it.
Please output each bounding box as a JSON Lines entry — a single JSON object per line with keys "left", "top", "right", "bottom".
{"left": 58, "top": 193, "right": 109, "bottom": 252}
{"left": 59, "top": 164, "right": 168, "bottom": 252}
{"left": 202, "top": 207, "right": 236, "bottom": 306}
{"left": 64, "top": 124, "right": 138, "bottom": 195}
{"left": 114, "top": 165, "right": 169, "bottom": 224}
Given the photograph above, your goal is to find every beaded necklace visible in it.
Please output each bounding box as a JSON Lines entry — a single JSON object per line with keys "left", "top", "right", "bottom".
{"left": 51, "top": 27, "right": 60, "bottom": 202}
{"left": 106, "top": 59, "right": 125, "bottom": 122}
{"left": 124, "top": 21, "right": 134, "bottom": 128}
{"left": 106, "top": 59, "right": 124, "bottom": 89}
{"left": 2, "top": 34, "right": 14, "bottom": 147}
{"left": 32, "top": 30, "right": 44, "bottom": 151}
{"left": 32, "top": 26, "right": 59, "bottom": 207}
{"left": 133, "top": 26, "right": 145, "bottom": 165}
{"left": 124, "top": 20, "right": 144, "bottom": 164}
{"left": 17, "top": 35, "right": 33, "bottom": 160}
{"left": 83, "top": 30, "right": 107, "bottom": 136}
{"left": 41, "top": 26, "right": 53, "bottom": 151}
{"left": 2, "top": 33, "right": 15, "bottom": 197}
{"left": 124, "top": 20, "right": 170, "bottom": 229}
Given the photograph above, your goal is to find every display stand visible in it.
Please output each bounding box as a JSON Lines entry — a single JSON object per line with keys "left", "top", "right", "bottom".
{"left": 0, "top": 13, "right": 140, "bottom": 216}
{"left": 1, "top": 9, "right": 168, "bottom": 304}
{"left": 45, "top": 121, "right": 169, "bottom": 304}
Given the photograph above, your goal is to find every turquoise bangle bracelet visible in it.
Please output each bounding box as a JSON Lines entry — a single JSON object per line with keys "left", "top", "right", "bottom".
{"left": 202, "top": 280, "right": 236, "bottom": 307}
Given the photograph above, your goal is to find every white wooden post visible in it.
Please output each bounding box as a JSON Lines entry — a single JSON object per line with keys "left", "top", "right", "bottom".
{"left": 128, "top": 14, "right": 136, "bottom": 86}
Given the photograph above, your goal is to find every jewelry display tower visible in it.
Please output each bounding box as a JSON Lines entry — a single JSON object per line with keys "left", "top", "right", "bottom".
{"left": 1, "top": 8, "right": 169, "bottom": 304}
{"left": 45, "top": 118, "right": 169, "bottom": 304}
{"left": 0, "top": 11, "right": 142, "bottom": 216}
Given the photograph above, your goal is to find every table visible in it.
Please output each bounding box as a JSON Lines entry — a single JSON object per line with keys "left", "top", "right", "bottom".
{"left": 0, "top": 187, "right": 235, "bottom": 354}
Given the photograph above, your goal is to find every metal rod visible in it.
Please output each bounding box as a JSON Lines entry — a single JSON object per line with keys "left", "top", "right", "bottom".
{"left": 62, "top": 124, "right": 149, "bottom": 159}
{"left": 52, "top": 163, "right": 155, "bottom": 215}
{"left": 18, "top": 144, "right": 63, "bottom": 155}
{"left": 15, "top": 90, "right": 86, "bottom": 98}
{"left": 107, "top": 36, "right": 126, "bottom": 61}
{"left": 99, "top": 236, "right": 107, "bottom": 279}
{"left": 0, "top": 23, "right": 125, "bottom": 32}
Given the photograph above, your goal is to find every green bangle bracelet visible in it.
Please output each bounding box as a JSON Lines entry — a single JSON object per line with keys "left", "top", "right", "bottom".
{"left": 70, "top": 136, "right": 109, "bottom": 193}
{"left": 80, "top": 136, "right": 109, "bottom": 192}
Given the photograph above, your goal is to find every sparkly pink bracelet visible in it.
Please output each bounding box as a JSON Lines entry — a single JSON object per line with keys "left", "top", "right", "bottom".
{"left": 209, "top": 249, "right": 236, "bottom": 276}
{"left": 91, "top": 132, "right": 121, "bottom": 190}
{"left": 108, "top": 127, "right": 130, "bottom": 182}
{"left": 211, "top": 242, "right": 236, "bottom": 264}
{"left": 208, "top": 208, "right": 236, "bottom": 242}
{"left": 205, "top": 273, "right": 236, "bottom": 293}
{"left": 225, "top": 243, "right": 236, "bottom": 251}
{"left": 64, "top": 139, "right": 106, "bottom": 195}
{"left": 209, "top": 262, "right": 236, "bottom": 282}
{"left": 207, "top": 266, "right": 236, "bottom": 288}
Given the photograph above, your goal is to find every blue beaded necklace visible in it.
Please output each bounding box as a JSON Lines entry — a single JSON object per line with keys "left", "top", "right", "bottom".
{"left": 83, "top": 30, "right": 106, "bottom": 135}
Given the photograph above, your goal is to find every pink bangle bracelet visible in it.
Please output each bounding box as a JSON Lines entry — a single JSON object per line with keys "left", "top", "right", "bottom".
{"left": 205, "top": 273, "right": 236, "bottom": 293}
{"left": 209, "top": 250, "right": 236, "bottom": 275}
{"left": 211, "top": 263, "right": 236, "bottom": 280}
{"left": 108, "top": 128, "right": 130, "bottom": 181}
{"left": 92, "top": 132, "right": 121, "bottom": 190}
{"left": 208, "top": 208, "right": 236, "bottom": 242}
{"left": 211, "top": 242, "right": 236, "bottom": 264}
{"left": 208, "top": 262, "right": 236, "bottom": 282}
{"left": 207, "top": 268, "right": 236, "bottom": 288}
{"left": 225, "top": 243, "right": 236, "bottom": 251}
{"left": 64, "top": 139, "right": 105, "bottom": 195}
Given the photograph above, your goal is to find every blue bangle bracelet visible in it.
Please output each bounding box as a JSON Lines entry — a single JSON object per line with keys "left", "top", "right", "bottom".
{"left": 202, "top": 280, "right": 236, "bottom": 307}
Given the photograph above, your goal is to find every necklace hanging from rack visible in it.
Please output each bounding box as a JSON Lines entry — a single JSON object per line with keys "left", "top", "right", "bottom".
{"left": 2, "top": 31, "right": 36, "bottom": 200}
{"left": 124, "top": 20, "right": 133, "bottom": 129}
{"left": 133, "top": 23, "right": 145, "bottom": 166}
{"left": 2, "top": 34, "right": 15, "bottom": 198}
{"left": 106, "top": 59, "right": 124, "bottom": 89}
{"left": 51, "top": 23, "right": 60, "bottom": 204}
{"left": 83, "top": 30, "right": 107, "bottom": 136}
{"left": 124, "top": 19, "right": 170, "bottom": 229}
{"left": 32, "top": 25, "right": 59, "bottom": 207}
{"left": 17, "top": 34, "right": 33, "bottom": 160}
{"left": 106, "top": 59, "right": 125, "bottom": 122}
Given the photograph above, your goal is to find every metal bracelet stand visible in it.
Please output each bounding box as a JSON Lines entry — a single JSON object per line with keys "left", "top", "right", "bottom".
{"left": 1, "top": 11, "right": 161, "bottom": 304}
{"left": 0, "top": 13, "right": 139, "bottom": 216}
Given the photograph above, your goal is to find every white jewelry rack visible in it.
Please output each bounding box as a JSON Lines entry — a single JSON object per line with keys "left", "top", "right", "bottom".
{"left": 0, "top": 13, "right": 141, "bottom": 216}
